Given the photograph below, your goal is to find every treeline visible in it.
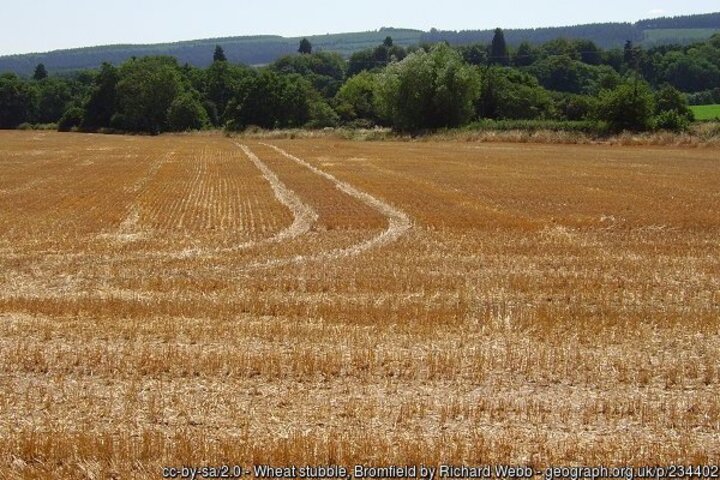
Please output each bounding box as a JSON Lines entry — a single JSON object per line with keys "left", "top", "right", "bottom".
{"left": 1, "top": 31, "right": 718, "bottom": 134}
{"left": 1, "top": 13, "right": 718, "bottom": 76}
{"left": 427, "top": 12, "right": 720, "bottom": 48}
{"left": 636, "top": 12, "right": 720, "bottom": 30}
{"left": 0, "top": 29, "right": 423, "bottom": 77}
{"left": 422, "top": 23, "right": 642, "bottom": 49}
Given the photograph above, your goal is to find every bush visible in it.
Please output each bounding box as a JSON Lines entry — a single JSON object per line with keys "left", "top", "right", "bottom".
{"left": 596, "top": 82, "right": 655, "bottom": 132}
{"left": 653, "top": 110, "right": 691, "bottom": 132}
{"left": 58, "top": 107, "right": 84, "bottom": 132}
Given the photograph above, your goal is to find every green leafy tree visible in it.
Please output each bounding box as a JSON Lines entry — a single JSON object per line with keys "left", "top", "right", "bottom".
{"left": 225, "top": 70, "right": 311, "bottom": 129}
{"left": 298, "top": 38, "right": 312, "bottom": 55}
{"left": 348, "top": 50, "right": 376, "bottom": 76}
{"left": 33, "top": 64, "right": 48, "bottom": 81}
{"left": 114, "top": 56, "right": 184, "bottom": 133}
{"left": 383, "top": 36, "right": 394, "bottom": 48}
{"left": 82, "top": 63, "right": 119, "bottom": 129}
{"left": 167, "top": 93, "right": 209, "bottom": 131}
{"left": 334, "top": 71, "right": 379, "bottom": 122}
{"left": 531, "top": 55, "right": 619, "bottom": 94}
{"left": 659, "top": 51, "right": 720, "bottom": 92}
{"left": 375, "top": 44, "right": 480, "bottom": 131}
{"left": 654, "top": 84, "right": 692, "bottom": 117}
{"left": 32, "top": 78, "right": 72, "bottom": 124}
{"left": 307, "top": 100, "right": 340, "bottom": 128}
{"left": 490, "top": 28, "right": 510, "bottom": 66}
{"left": 652, "top": 84, "right": 693, "bottom": 131}
{"left": 596, "top": 81, "right": 655, "bottom": 132}
{"left": 205, "top": 61, "right": 254, "bottom": 123}
{"left": 478, "top": 68, "right": 553, "bottom": 120}
{"left": 513, "top": 42, "right": 537, "bottom": 67}
{"left": 271, "top": 52, "right": 346, "bottom": 98}
{"left": 541, "top": 39, "right": 580, "bottom": 60}
{"left": 213, "top": 45, "right": 227, "bottom": 62}
{"left": 552, "top": 92, "right": 596, "bottom": 121}
{"left": 576, "top": 40, "right": 602, "bottom": 65}
{"left": 0, "top": 74, "right": 33, "bottom": 128}
{"left": 459, "top": 44, "right": 488, "bottom": 66}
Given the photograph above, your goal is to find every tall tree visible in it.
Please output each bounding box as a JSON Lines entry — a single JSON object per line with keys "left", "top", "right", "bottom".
{"left": 490, "top": 28, "right": 510, "bottom": 66}
{"left": 33, "top": 63, "right": 48, "bottom": 81}
{"left": 0, "top": 74, "right": 33, "bottom": 128}
{"left": 213, "top": 45, "right": 227, "bottom": 62}
{"left": 383, "top": 36, "right": 394, "bottom": 48}
{"left": 623, "top": 40, "right": 638, "bottom": 67}
{"left": 298, "top": 38, "right": 313, "bottom": 55}
{"left": 82, "top": 63, "right": 119, "bottom": 129}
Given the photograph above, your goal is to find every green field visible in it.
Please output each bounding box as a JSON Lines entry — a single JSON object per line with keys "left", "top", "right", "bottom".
{"left": 690, "top": 104, "right": 720, "bottom": 121}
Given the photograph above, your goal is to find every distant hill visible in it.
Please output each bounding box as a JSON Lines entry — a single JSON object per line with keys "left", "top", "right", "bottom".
{"left": 422, "top": 12, "right": 720, "bottom": 48}
{"left": 1, "top": 13, "right": 718, "bottom": 76}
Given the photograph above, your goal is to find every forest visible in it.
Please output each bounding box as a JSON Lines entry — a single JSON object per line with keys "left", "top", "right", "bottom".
{"left": 1, "top": 29, "right": 719, "bottom": 135}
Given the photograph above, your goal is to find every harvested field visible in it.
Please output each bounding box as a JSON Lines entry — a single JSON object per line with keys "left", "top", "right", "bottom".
{"left": 0, "top": 130, "right": 719, "bottom": 478}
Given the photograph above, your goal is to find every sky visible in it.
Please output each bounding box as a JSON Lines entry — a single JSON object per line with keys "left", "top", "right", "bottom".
{"left": 1, "top": 0, "right": 718, "bottom": 55}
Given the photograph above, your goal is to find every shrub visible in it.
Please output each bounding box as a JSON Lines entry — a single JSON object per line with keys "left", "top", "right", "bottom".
{"left": 653, "top": 110, "right": 691, "bottom": 132}
{"left": 596, "top": 82, "right": 655, "bottom": 132}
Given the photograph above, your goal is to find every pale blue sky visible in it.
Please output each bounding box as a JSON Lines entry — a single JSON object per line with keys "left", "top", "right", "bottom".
{"left": 1, "top": 0, "right": 718, "bottom": 55}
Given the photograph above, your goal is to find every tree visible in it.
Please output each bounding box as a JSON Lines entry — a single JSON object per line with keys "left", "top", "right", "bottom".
{"left": 32, "top": 78, "right": 71, "bottom": 124}
{"left": 298, "top": 38, "right": 312, "bottom": 55}
{"left": 375, "top": 44, "right": 480, "bottom": 131}
{"left": 271, "top": 52, "right": 346, "bottom": 98}
{"left": 654, "top": 84, "right": 692, "bottom": 117}
{"left": 225, "top": 70, "right": 311, "bottom": 129}
{"left": 334, "top": 71, "right": 379, "bottom": 122}
{"left": 113, "top": 56, "right": 184, "bottom": 133}
{"left": 624, "top": 40, "right": 640, "bottom": 70}
{"left": 82, "top": 63, "right": 119, "bottom": 129}
{"left": 383, "top": 36, "right": 394, "bottom": 48}
{"left": 33, "top": 64, "right": 48, "bottom": 81}
{"left": 513, "top": 42, "right": 537, "bottom": 67}
{"left": 478, "top": 68, "right": 553, "bottom": 120}
{"left": 307, "top": 100, "right": 340, "bottom": 128}
{"left": 167, "top": 93, "right": 209, "bottom": 131}
{"left": 205, "top": 61, "right": 253, "bottom": 122}
{"left": 576, "top": 40, "right": 602, "bottom": 65}
{"left": 0, "top": 74, "right": 33, "bottom": 128}
{"left": 213, "top": 45, "right": 227, "bottom": 62}
{"left": 348, "top": 50, "right": 376, "bottom": 76}
{"left": 459, "top": 44, "right": 488, "bottom": 66}
{"left": 596, "top": 81, "right": 655, "bottom": 132}
{"left": 652, "top": 84, "right": 693, "bottom": 131}
{"left": 490, "top": 28, "right": 510, "bottom": 66}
